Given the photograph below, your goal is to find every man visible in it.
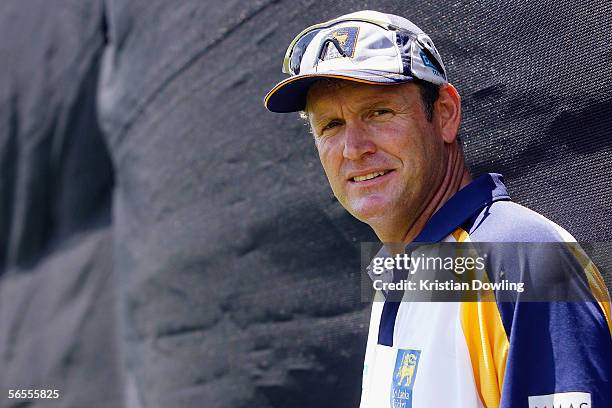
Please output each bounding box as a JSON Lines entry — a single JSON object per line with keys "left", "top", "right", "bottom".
{"left": 264, "top": 10, "right": 611, "bottom": 408}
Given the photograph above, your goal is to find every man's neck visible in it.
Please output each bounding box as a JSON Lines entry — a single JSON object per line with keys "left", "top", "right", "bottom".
{"left": 375, "top": 150, "right": 472, "bottom": 244}
{"left": 399, "top": 167, "right": 471, "bottom": 243}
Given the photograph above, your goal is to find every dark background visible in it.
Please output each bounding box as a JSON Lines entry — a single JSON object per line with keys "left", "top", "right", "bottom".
{"left": 0, "top": 0, "right": 610, "bottom": 407}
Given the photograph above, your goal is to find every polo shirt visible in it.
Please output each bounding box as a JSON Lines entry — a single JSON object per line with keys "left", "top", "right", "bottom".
{"left": 359, "top": 173, "right": 611, "bottom": 408}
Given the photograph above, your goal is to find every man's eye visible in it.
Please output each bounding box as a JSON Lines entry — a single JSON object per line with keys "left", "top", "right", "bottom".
{"left": 322, "top": 120, "right": 342, "bottom": 132}
{"left": 372, "top": 109, "right": 392, "bottom": 117}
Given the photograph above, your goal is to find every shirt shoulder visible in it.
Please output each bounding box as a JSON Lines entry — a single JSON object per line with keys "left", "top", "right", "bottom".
{"left": 466, "top": 200, "right": 575, "bottom": 242}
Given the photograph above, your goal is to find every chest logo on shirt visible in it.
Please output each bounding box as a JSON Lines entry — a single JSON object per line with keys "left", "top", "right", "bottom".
{"left": 528, "top": 392, "right": 591, "bottom": 408}
{"left": 391, "top": 349, "right": 421, "bottom": 408}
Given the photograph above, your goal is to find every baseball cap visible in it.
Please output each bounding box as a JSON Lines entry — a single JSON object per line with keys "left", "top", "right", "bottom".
{"left": 264, "top": 10, "right": 448, "bottom": 113}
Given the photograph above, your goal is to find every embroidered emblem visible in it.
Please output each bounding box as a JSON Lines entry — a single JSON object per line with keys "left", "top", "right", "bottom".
{"left": 391, "top": 349, "right": 421, "bottom": 408}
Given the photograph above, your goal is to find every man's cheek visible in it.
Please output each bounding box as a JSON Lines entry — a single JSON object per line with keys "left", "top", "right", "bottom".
{"left": 317, "top": 150, "right": 341, "bottom": 182}
{"left": 318, "top": 162, "right": 344, "bottom": 200}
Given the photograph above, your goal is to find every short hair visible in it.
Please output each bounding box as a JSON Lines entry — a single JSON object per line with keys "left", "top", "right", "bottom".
{"left": 412, "top": 78, "right": 440, "bottom": 122}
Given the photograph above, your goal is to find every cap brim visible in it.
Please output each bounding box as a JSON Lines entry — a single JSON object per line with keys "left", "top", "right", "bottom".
{"left": 264, "top": 70, "right": 414, "bottom": 113}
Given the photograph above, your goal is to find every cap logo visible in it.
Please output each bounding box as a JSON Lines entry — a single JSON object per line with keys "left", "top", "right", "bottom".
{"left": 419, "top": 50, "right": 443, "bottom": 78}
{"left": 321, "top": 26, "right": 360, "bottom": 61}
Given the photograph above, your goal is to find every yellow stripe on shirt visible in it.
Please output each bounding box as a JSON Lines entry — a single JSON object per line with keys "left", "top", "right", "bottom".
{"left": 453, "top": 227, "right": 509, "bottom": 408}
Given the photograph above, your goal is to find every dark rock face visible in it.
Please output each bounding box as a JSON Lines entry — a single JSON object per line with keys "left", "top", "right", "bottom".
{"left": 0, "top": 1, "right": 610, "bottom": 408}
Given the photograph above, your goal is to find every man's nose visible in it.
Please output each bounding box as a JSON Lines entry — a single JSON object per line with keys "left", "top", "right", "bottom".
{"left": 343, "top": 122, "right": 376, "bottom": 160}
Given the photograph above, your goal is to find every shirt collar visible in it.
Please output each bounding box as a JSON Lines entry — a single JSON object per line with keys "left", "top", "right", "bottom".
{"left": 366, "top": 173, "right": 510, "bottom": 286}
{"left": 414, "top": 172, "right": 510, "bottom": 243}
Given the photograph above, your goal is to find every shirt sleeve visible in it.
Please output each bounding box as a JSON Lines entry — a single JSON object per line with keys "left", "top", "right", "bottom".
{"left": 493, "top": 243, "right": 612, "bottom": 408}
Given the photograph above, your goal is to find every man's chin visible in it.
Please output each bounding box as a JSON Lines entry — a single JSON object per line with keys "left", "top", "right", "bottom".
{"left": 347, "top": 197, "right": 392, "bottom": 223}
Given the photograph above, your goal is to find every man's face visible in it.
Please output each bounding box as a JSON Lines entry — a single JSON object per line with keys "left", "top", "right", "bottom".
{"left": 307, "top": 81, "right": 447, "bottom": 228}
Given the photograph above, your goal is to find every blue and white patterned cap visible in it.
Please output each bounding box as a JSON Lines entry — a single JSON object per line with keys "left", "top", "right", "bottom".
{"left": 264, "top": 10, "right": 447, "bottom": 113}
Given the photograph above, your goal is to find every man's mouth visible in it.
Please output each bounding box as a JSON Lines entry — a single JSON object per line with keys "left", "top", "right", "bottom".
{"left": 351, "top": 170, "right": 392, "bottom": 182}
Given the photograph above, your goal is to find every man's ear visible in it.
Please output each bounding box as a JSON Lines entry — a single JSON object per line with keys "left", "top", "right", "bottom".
{"left": 434, "top": 83, "right": 461, "bottom": 144}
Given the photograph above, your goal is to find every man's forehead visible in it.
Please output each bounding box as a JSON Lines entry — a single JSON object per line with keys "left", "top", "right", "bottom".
{"left": 306, "top": 80, "right": 418, "bottom": 114}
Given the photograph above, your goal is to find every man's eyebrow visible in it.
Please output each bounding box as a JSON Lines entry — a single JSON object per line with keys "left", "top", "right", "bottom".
{"left": 308, "top": 91, "right": 414, "bottom": 125}
{"left": 357, "top": 93, "right": 414, "bottom": 111}
{"left": 310, "top": 97, "right": 395, "bottom": 122}
{"left": 364, "top": 94, "right": 414, "bottom": 110}
{"left": 363, "top": 99, "right": 394, "bottom": 110}
{"left": 310, "top": 113, "right": 340, "bottom": 130}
